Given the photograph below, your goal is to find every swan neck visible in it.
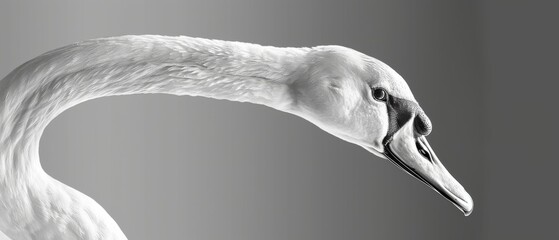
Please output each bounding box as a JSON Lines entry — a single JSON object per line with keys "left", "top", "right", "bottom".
{"left": 0, "top": 35, "right": 308, "bottom": 180}
{"left": 0, "top": 36, "right": 309, "bottom": 238}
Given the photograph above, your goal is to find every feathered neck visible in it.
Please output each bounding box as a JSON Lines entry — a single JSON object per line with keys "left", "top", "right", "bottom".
{"left": 0, "top": 35, "right": 308, "bottom": 178}
{"left": 0, "top": 35, "right": 309, "bottom": 238}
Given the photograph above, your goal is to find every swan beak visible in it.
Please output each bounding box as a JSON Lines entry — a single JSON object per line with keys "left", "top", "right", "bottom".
{"left": 382, "top": 122, "right": 473, "bottom": 216}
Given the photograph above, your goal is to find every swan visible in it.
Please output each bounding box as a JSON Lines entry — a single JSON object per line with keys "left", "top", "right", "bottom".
{"left": 0, "top": 35, "right": 473, "bottom": 239}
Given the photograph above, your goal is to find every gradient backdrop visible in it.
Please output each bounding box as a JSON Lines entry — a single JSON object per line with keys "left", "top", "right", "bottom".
{"left": 0, "top": 1, "right": 557, "bottom": 239}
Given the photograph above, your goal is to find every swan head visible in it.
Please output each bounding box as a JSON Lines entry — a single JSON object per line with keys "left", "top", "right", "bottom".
{"left": 289, "top": 46, "right": 473, "bottom": 216}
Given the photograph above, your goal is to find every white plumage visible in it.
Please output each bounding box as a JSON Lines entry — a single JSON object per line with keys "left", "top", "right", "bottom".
{"left": 0, "top": 35, "right": 472, "bottom": 239}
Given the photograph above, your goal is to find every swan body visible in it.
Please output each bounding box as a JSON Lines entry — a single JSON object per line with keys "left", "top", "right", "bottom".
{"left": 0, "top": 35, "right": 472, "bottom": 239}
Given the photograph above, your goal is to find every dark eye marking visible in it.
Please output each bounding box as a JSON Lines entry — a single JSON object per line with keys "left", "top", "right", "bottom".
{"left": 371, "top": 88, "right": 387, "bottom": 101}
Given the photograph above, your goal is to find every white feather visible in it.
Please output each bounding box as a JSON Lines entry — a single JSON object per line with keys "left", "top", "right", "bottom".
{"left": 0, "top": 35, "right": 411, "bottom": 239}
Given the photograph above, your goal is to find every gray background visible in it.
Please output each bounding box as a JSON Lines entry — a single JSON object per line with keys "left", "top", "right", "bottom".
{"left": 0, "top": 0, "right": 556, "bottom": 239}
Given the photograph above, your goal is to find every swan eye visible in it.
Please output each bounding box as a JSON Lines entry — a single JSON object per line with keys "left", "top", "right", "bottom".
{"left": 372, "top": 88, "right": 387, "bottom": 101}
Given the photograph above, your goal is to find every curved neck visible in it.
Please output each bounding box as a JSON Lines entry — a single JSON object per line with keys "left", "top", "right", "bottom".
{"left": 0, "top": 35, "right": 308, "bottom": 181}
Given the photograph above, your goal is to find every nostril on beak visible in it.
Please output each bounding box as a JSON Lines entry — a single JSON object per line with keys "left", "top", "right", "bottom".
{"left": 416, "top": 140, "right": 432, "bottom": 162}
{"left": 414, "top": 112, "right": 432, "bottom": 136}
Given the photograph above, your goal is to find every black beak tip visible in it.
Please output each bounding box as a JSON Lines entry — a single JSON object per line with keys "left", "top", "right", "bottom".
{"left": 462, "top": 201, "right": 474, "bottom": 216}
